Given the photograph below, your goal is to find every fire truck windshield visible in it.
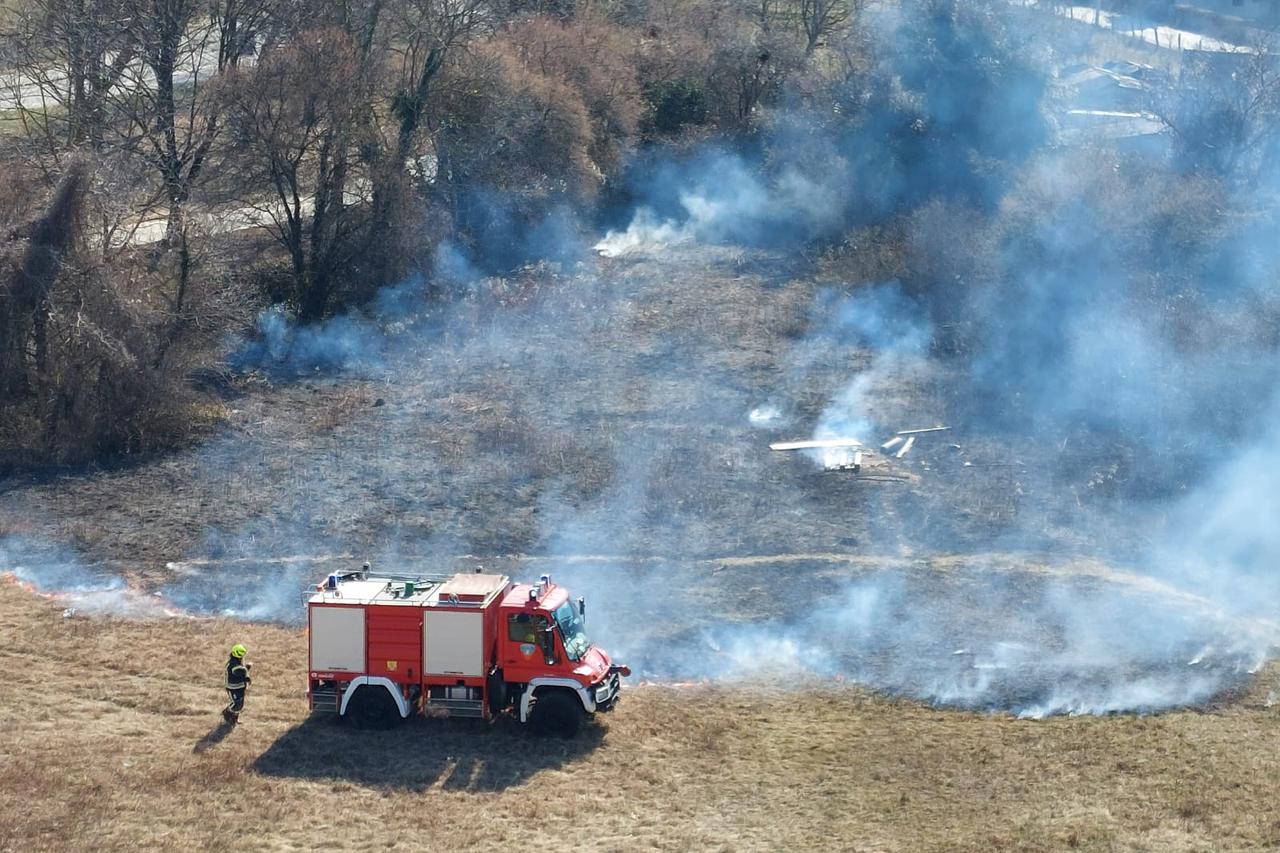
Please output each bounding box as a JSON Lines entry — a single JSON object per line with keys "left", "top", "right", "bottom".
{"left": 553, "top": 602, "right": 590, "bottom": 661}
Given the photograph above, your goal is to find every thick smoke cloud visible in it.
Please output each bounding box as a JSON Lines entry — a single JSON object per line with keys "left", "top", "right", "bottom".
{"left": 232, "top": 305, "right": 391, "bottom": 376}
{"left": 1159, "top": 401, "right": 1280, "bottom": 616}
{"left": 599, "top": 0, "right": 1050, "bottom": 254}
{"left": 596, "top": 145, "right": 847, "bottom": 253}
{"left": 570, "top": 0, "right": 1280, "bottom": 714}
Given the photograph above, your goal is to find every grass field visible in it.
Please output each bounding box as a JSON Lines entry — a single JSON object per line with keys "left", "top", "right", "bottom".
{"left": 4, "top": 580, "right": 1280, "bottom": 852}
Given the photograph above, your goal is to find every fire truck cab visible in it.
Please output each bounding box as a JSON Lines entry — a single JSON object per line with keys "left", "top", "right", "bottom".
{"left": 306, "top": 566, "right": 629, "bottom": 737}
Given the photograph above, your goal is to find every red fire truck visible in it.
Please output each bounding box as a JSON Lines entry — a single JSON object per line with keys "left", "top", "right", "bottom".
{"left": 306, "top": 565, "right": 629, "bottom": 736}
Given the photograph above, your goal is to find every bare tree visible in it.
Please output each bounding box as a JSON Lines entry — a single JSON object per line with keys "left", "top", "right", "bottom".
{"left": 109, "top": 0, "right": 254, "bottom": 244}
{"left": 0, "top": 161, "right": 208, "bottom": 460}
{"left": 0, "top": 163, "right": 88, "bottom": 399}
{"left": 3, "top": 0, "right": 275, "bottom": 278}
{"left": 386, "top": 0, "right": 493, "bottom": 164}
{"left": 344, "top": 0, "right": 493, "bottom": 293}
{"left": 1148, "top": 41, "right": 1280, "bottom": 181}
{"left": 431, "top": 41, "right": 598, "bottom": 203}
{"left": 753, "top": 0, "right": 780, "bottom": 33}
{"left": 503, "top": 16, "right": 643, "bottom": 179}
{"left": 2, "top": 0, "right": 136, "bottom": 151}
{"left": 97, "top": 0, "right": 281, "bottom": 356}
{"left": 702, "top": 24, "right": 795, "bottom": 128}
{"left": 212, "top": 0, "right": 274, "bottom": 67}
{"left": 228, "top": 29, "right": 369, "bottom": 321}
{"left": 798, "top": 0, "right": 856, "bottom": 55}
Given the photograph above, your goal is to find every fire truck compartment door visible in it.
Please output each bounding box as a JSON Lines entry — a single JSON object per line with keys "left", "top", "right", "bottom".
{"left": 423, "top": 610, "right": 483, "bottom": 676}
{"left": 310, "top": 606, "right": 366, "bottom": 672}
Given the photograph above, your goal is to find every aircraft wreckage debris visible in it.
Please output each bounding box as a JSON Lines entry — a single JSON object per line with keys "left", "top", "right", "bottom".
{"left": 770, "top": 424, "right": 951, "bottom": 474}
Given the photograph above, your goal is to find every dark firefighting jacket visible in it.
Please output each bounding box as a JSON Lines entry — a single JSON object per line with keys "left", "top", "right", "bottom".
{"left": 225, "top": 658, "right": 251, "bottom": 690}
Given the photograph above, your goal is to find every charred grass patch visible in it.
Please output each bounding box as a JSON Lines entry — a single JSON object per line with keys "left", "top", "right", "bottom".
{"left": 0, "top": 247, "right": 1117, "bottom": 576}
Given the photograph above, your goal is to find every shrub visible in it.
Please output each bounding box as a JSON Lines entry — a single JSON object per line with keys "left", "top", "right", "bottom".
{"left": 647, "top": 79, "right": 711, "bottom": 135}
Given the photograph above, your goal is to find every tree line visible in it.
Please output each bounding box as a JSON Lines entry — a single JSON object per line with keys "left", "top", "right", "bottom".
{"left": 1, "top": 0, "right": 1278, "bottom": 464}
{"left": 0, "top": 0, "right": 865, "bottom": 461}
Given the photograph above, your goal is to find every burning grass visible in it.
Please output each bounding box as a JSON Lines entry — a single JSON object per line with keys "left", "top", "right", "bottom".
{"left": 3, "top": 583, "right": 1280, "bottom": 851}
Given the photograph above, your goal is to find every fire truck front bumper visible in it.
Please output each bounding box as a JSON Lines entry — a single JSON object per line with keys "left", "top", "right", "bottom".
{"left": 591, "top": 671, "right": 623, "bottom": 711}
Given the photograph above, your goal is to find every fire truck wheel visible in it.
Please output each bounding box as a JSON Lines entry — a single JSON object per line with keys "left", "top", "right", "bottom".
{"left": 346, "top": 686, "right": 402, "bottom": 730}
{"left": 486, "top": 671, "right": 508, "bottom": 713}
{"left": 528, "top": 689, "right": 584, "bottom": 738}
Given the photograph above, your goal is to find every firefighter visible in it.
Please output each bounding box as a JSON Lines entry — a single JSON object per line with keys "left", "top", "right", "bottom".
{"left": 223, "top": 643, "right": 252, "bottom": 724}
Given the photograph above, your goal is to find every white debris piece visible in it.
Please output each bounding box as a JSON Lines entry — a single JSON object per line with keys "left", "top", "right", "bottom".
{"left": 1187, "top": 645, "right": 1213, "bottom": 666}
{"left": 770, "top": 438, "right": 863, "bottom": 451}
{"left": 749, "top": 405, "right": 784, "bottom": 427}
{"left": 895, "top": 436, "right": 916, "bottom": 458}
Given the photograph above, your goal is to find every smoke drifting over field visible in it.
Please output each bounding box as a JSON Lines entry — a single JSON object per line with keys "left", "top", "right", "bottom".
{"left": 0, "top": 539, "right": 174, "bottom": 618}
{"left": 546, "top": 0, "right": 1280, "bottom": 714}
{"left": 563, "top": 560, "right": 1272, "bottom": 716}
{"left": 7, "top": 0, "right": 1280, "bottom": 718}
{"left": 811, "top": 284, "right": 929, "bottom": 446}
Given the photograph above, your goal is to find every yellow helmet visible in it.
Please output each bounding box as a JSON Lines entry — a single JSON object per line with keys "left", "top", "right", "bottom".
{"left": 230, "top": 644, "right": 247, "bottom": 659}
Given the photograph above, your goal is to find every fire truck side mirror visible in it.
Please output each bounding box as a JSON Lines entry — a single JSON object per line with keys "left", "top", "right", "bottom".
{"left": 577, "top": 596, "right": 585, "bottom": 618}
{"left": 540, "top": 625, "right": 557, "bottom": 665}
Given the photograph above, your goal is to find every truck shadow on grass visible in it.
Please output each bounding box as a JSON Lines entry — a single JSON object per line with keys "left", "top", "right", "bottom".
{"left": 250, "top": 715, "right": 605, "bottom": 792}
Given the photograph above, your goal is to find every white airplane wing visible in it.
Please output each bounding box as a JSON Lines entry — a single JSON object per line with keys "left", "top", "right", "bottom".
{"left": 769, "top": 438, "right": 863, "bottom": 451}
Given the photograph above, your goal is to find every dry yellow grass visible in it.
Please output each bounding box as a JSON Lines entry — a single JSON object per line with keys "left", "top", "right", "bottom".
{"left": 3, "top": 580, "right": 1280, "bottom": 852}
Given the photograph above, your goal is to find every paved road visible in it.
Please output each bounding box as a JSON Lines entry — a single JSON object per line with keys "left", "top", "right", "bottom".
{"left": 1021, "top": 1, "right": 1261, "bottom": 54}
{"left": 0, "top": 26, "right": 243, "bottom": 112}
